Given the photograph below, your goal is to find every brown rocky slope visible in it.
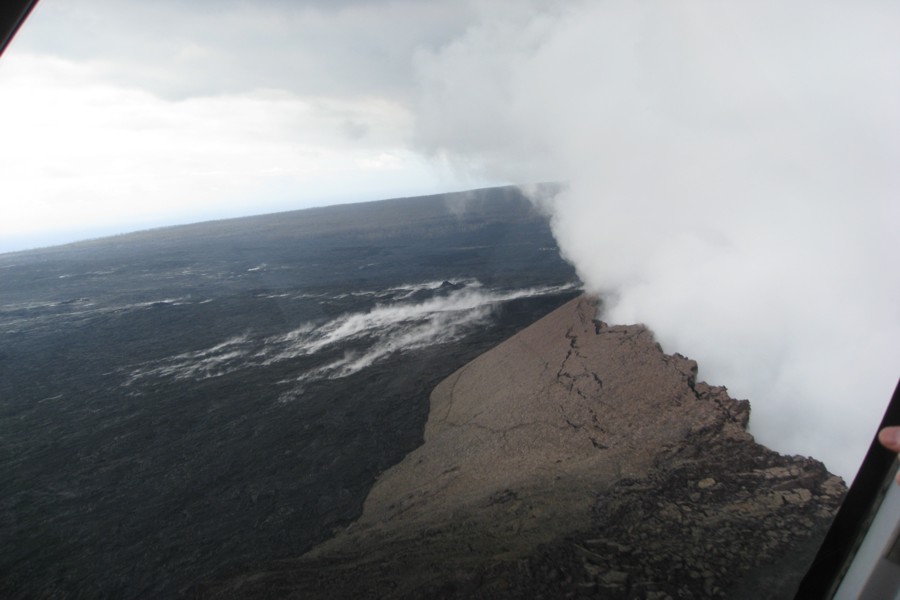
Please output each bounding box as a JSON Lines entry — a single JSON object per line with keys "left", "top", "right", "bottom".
{"left": 199, "top": 295, "right": 845, "bottom": 599}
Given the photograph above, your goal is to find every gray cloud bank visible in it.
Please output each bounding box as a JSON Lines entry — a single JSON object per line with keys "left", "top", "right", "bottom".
{"left": 18, "top": 0, "right": 475, "bottom": 101}
{"left": 411, "top": 0, "right": 900, "bottom": 479}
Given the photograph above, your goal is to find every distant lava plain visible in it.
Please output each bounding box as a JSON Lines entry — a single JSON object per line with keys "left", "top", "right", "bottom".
{"left": 0, "top": 187, "right": 579, "bottom": 598}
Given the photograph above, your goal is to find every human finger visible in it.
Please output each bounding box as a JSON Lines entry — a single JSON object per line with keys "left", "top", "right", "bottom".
{"left": 878, "top": 426, "right": 900, "bottom": 453}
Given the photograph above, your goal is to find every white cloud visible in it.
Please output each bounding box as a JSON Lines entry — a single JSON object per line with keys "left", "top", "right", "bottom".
{"left": 0, "top": 53, "right": 453, "bottom": 251}
{"left": 411, "top": 0, "right": 900, "bottom": 480}
{"left": 0, "top": 0, "right": 501, "bottom": 251}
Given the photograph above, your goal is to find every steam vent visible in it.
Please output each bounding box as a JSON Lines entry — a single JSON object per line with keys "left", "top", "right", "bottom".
{"left": 202, "top": 295, "right": 845, "bottom": 599}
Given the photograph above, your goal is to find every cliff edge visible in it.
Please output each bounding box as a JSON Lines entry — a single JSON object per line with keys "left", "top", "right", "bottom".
{"left": 200, "top": 295, "right": 844, "bottom": 599}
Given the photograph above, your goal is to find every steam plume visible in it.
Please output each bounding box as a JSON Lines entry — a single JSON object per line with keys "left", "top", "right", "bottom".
{"left": 413, "top": 0, "right": 900, "bottom": 479}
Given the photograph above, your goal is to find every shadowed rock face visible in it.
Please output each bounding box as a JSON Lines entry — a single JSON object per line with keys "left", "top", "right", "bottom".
{"left": 199, "top": 295, "right": 844, "bottom": 599}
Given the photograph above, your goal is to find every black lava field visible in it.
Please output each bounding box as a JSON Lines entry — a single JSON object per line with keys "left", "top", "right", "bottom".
{"left": 0, "top": 187, "right": 579, "bottom": 598}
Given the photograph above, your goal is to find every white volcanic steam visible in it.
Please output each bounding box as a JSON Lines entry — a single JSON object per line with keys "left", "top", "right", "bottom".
{"left": 126, "top": 282, "right": 576, "bottom": 399}
{"left": 413, "top": 1, "right": 900, "bottom": 479}
{"left": 267, "top": 282, "right": 573, "bottom": 378}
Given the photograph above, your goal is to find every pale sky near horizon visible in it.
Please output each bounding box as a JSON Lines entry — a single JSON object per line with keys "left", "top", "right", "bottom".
{"left": 0, "top": 0, "right": 499, "bottom": 253}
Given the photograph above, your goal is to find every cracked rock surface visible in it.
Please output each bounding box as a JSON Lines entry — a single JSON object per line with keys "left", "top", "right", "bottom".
{"left": 199, "top": 295, "right": 844, "bottom": 599}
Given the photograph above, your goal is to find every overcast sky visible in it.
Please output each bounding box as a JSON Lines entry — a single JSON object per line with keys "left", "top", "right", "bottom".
{"left": 1, "top": 0, "right": 898, "bottom": 479}
{"left": 0, "top": 0, "right": 496, "bottom": 252}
